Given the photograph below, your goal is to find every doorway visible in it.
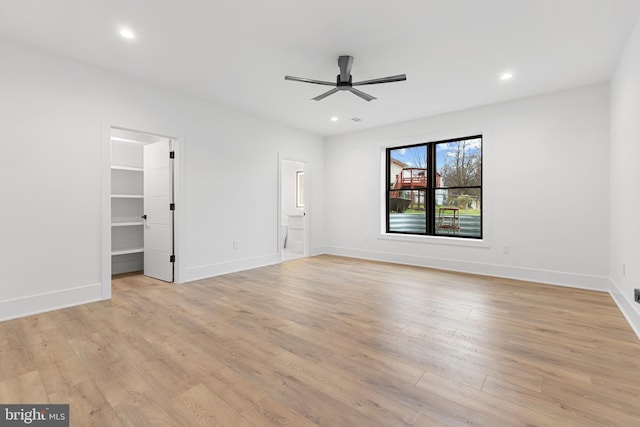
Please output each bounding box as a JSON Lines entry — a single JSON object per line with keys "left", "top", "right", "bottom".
{"left": 108, "top": 127, "right": 176, "bottom": 282}
{"left": 280, "top": 158, "right": 307, "bottom": 261}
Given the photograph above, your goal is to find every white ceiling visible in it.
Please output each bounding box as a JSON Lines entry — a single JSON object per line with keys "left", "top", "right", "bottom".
{"left": 1, "top": 0, "right": 639, "bottom": 136}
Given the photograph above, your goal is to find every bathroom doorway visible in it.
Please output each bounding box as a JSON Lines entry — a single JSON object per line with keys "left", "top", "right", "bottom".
{"left": 279, "top": 158, "right": 307, "bottom": 261}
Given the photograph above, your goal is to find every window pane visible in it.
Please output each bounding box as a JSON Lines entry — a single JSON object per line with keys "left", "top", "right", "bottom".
{"left": 435, "top": 188, "right": 481, "bottom": 237}
{"left": 389, "top": 213, "right": 427, "bottom": 234}
{"left": 435, "top": 138, "right": 482, "bottom": 188}
{"left": 389, "top": 146, "right": 427, "bottom": 190}
{"left": 389, "top": 189, "right": 426, "bottom": 233}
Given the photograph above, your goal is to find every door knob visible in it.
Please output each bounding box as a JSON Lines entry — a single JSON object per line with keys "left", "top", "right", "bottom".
{"left": 141, "top": 214, "right": 147, "bottom": 220}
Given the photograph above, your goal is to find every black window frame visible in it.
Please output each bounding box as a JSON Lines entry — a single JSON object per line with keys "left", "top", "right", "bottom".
{"left": 385, "top": 134, "right": 483, "bottom": 239}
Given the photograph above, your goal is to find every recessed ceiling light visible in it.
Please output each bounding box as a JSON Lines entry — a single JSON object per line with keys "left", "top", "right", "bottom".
{"left": 330, "top": 116, "right": 338, "bottom": 122}
{"left": 119, "top": 28, "right": 136, "bottom": 39}
{"left": 500, "top": 72, "right": 514, "bottom": 81}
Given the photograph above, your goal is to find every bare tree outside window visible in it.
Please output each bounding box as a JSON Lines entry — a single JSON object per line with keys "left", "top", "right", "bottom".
{"left": 438, "top": 139, "right": 482, "bottom": 188}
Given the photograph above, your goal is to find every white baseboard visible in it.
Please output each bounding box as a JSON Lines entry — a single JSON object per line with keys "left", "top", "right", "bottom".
{"left": 609, "top": 279, "right": 640, "bottom": 341}
{"left": 310, "top": 245, "right": 329, "bottom": 257}
{"left": 324, "top": 246, "right": 609, "bottom": 291}
{"left": 182, "top": 253, "right": 280, "bottom": 283}
{"left": 0, "top": 283, "right": 104, "bottom": 322}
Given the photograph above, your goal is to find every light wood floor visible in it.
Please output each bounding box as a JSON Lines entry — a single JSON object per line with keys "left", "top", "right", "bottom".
{"left": 1, "top": 255, "right": 640, "bottom": 426}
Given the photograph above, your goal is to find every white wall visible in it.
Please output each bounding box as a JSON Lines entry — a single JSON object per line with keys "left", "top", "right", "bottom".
{"left": 0, "top": 37, "right": 324, "bottom": 320}
{"left": 609, "top": 16, "right": 640, "bottom": 336}
{"left": 324, "top": 84, "right": 610, "bottom": 289}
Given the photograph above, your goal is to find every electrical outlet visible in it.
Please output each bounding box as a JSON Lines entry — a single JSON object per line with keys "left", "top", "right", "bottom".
{"left": 635, "top": 289, "right": 640, "bottom": 304}
{"left": 502, "top": 244, "right": 511, "bottom": 254}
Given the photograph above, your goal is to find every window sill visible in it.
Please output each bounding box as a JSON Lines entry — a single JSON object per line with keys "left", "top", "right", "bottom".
{"left": 378, "top": 233, "right": 490, "bottom": 248}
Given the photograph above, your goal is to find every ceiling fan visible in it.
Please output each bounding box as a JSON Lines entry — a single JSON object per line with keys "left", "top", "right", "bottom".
{"left": 285, "top": 55, "right": 406, "bottom": 102}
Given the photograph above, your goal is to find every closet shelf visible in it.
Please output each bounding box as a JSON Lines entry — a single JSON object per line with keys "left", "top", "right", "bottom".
{"left": 112, "top": 221, "right": 144, "bottom": 227}
{"left": 112, "top": 248, "right": 144, "bottom": 256}
{"left": 112, "top": 165, "right": 143, "bottom": 172}
{"left": 111, "top": 194, "right": 143, "bottom": 199}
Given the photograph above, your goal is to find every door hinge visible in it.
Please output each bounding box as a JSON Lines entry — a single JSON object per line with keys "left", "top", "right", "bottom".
{"left": 170, "top": 203, "right": 175, "bottom": 211}
{"left": 170, "top": 255, "right": 176, "bottom": 263}
{"left": 169, "top": 151, "right": 175, "bottom": 159}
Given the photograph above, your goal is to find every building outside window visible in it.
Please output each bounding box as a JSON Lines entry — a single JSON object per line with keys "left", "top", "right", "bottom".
{"left": 386, "top": 135, "right": 482, "bottom": 238}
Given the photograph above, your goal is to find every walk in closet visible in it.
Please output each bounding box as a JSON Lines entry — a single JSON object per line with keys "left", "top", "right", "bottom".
{"left": 110, "top": 128, "right": 175, "bottom": 281}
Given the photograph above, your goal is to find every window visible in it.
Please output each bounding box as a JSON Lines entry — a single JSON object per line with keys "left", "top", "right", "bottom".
{"left": 386, "top": 135, "right": 482, "bottom": 239}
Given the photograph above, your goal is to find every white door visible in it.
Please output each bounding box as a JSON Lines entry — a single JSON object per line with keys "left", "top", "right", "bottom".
{"left": 143, "top": 140, "right": 174, "bottom": 282}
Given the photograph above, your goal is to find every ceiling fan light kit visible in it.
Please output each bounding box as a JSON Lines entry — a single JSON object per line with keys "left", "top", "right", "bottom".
{"left": 285, "top": 55, "right": 406, "bottom": 101}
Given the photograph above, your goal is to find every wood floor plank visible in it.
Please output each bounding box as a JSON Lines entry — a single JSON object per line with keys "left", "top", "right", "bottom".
{"left": 48, "top": 379, "right": 124, "bottom": 427}
{"left": 1, "top": 254, "right": 639, "bottom": 426}
{"left": 0, "top": 371, "right": 49, "bottom": 403}
{"left": 170, "top": 384, "right": 244, "bottom": 427}
{"left": 271, "top": 349, "right": 419, "bottom": 426}
{"left": 65, "top": 335, "right": 151, "bottom": 408}
{"left": 237, "top": 395, "right": 319, "bottom": 427}
{"left": 417, "top": 369, "right": 560, "bottom": 426}
{"left": 113, "top": 389, "right": 184, "bottom": 427}
{"left": 202, "top": 366, "right": 269, "bottom": 413}
{"left": 0, "top": 321, "right": 37, "bottom": 382}
{"left": 37, "top": 356, "right": 92, "bottom": 398}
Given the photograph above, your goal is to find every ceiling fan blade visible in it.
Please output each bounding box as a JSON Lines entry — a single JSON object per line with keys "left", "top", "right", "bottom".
{"left": 352, "top": 74, "right": 407, "bottom": 86}
{"left": 312, "top": 88, "right": 340, "bottom": 101}
{"left": 348, "top": 87, "right": 377, "bottom": 102}
{"left": 285, "top": 75, "right": 336, "bottom": 86}
{"left": 338, "top": 56, "right": 354, "bottom": 82}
